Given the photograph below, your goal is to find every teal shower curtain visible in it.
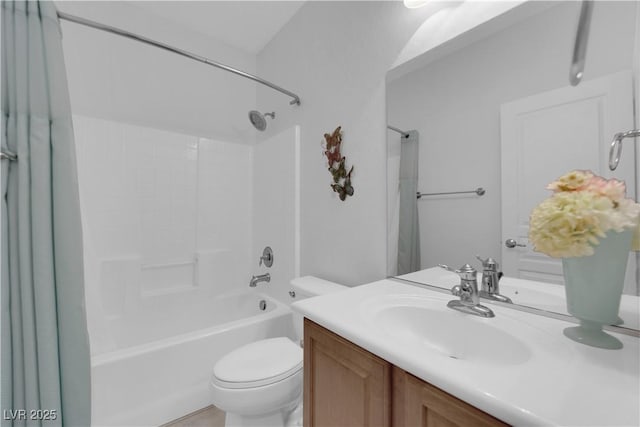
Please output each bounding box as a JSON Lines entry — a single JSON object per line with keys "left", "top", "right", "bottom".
{"left": 397, "top": 131, "right": 420, "bottom": 275}
{"left": 1, "top": 2, "right": 91, "bottom": 426}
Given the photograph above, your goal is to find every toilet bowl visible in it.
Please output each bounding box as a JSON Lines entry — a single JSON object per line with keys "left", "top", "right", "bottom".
{"left": 210, "top": 337, "right": 302, "bottom": 426}
{"left": 210, "top": 276, "right": 346, "bottom": 427}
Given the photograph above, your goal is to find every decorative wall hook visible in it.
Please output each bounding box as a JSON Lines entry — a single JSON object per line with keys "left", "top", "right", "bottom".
{"left": 322, "top": 126, "right": 355, "bottom": 201}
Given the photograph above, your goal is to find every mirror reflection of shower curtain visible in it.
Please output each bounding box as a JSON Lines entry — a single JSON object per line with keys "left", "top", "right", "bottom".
{"left": 397, "top": 131, "right": 420, "bottom": 274}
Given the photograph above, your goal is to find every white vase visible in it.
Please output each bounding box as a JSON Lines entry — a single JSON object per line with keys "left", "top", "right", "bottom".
{"left": 561, "top": 228, "right": 632, "bottom": 349}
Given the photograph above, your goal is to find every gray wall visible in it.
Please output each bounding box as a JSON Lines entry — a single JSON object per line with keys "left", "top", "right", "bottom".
{"left": 387, "top": 1, "right": 637, "bottom": 270}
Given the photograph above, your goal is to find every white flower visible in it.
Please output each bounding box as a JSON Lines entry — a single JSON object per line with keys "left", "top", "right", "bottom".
{"left": 529, "top": 170, "right": 640, "bottom": 258}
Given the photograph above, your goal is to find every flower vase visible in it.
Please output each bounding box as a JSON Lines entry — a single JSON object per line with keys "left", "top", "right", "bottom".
{"left": 561, "top": 229, "right": 633, "bottom": 349}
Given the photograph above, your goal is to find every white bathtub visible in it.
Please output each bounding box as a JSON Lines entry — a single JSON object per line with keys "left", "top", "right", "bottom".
{"left": 90, "top": 292, "right": 294, "bottom": 427}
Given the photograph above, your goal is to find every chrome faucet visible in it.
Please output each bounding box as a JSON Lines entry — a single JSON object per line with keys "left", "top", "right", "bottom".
{"left": 439, "top": 264, "right": 494, "bottom": 318}
{"left": 249, "top": 273, "right": 271, "bottom": 287}
{"left": 476, "top": 255, "right": 512, "bottom": 303}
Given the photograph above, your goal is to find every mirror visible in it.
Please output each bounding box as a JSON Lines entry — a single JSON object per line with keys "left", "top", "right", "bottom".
{"left": 387, "top": 1, "right": 640, "bottom": 330}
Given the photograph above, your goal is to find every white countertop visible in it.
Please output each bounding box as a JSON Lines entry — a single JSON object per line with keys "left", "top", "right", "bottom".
{"left": 292, "top": 279, "right": 640, "bottom": 426}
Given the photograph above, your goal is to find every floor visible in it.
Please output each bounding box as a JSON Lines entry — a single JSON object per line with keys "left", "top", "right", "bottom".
{"left": 162, "top": 406, "right": 225, "bottom": 427}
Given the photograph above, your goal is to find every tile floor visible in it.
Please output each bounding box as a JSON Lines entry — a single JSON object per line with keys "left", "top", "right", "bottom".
{"left": 162, "top": 406, "right": 225, "bottom": 427}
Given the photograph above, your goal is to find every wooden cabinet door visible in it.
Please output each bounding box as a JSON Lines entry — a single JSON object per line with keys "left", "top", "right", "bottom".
{"left": 304, "top": 319, "right": 391, "bottom": 427}
{"left": 392, "top": 367, "right": 508, "bottom": 427}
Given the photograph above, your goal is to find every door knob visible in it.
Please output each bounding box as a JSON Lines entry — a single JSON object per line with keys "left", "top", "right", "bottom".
{"left": 505, "top": 239, "right": 526, "bottom": 248}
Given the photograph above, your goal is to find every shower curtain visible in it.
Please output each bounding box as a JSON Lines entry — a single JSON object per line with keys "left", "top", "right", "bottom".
{"left": 1, "top": 2, "right": 91, "bottom": 426}
{"left": 397, "top": 131, "right": 420, "bottom": 275}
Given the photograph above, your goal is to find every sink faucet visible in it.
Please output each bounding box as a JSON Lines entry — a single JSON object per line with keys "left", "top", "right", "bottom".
{"left": 249, "top": 273, "right": 271, "bottom": 287}
{"left": 476, "top": 255, "right": 512, "bottom": 304}
{"left": 439, "top": 264, "right": 494, "bottom": 318}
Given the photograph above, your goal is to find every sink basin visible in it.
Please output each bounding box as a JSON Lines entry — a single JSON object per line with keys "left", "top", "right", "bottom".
{"left": 361, "top": 295, "right": 532, "bottom": 365}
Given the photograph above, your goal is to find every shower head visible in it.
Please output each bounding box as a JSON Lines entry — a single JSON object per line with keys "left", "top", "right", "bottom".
{"left": 249, "top": 110, "right": 275, "bottom": 131}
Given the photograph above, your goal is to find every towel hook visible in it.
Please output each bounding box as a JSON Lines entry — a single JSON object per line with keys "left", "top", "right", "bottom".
{"left": 609, "top": 129, "right": 640, "bottom": 170}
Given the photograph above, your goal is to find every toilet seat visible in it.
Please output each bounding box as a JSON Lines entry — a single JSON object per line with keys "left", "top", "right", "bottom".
{"left": 212, "top": 337, "right": 302, "bottom": 389}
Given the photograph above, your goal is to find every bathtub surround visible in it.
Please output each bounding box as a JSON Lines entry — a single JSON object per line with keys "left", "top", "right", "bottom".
{"left": 252, "top": 126, "right": 301, "bottom": 304}
{"left": 1, "top": 2, "right": 91, "bottom": 425}
{"left": 73, "top": 115, "right": 254, "bottom": 354}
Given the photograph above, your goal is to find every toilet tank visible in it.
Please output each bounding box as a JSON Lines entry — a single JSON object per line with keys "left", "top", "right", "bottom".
{"left": 290, "top": 276, "right": 347, "bottom": 342}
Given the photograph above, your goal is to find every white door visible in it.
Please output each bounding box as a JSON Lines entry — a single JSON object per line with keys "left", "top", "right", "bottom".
{"left": 501, "top": 71, "right": 636, "bottom": 291}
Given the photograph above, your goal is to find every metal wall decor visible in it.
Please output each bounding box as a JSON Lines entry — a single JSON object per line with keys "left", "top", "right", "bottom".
{"left": 322, "top": 126, "right": 354, "bottom": 201}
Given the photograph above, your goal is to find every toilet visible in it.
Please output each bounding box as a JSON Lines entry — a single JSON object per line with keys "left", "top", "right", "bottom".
{"left": 209, "top": 276, "right": 347, "bottom": 427}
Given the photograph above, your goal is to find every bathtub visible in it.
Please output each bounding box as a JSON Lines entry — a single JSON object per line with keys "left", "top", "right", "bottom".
{"left": 90, "top": 292, "right": 294, "bottom": 427}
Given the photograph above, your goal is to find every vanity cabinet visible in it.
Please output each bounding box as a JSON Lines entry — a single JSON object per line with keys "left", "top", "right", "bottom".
{"left": 392, "top": 367, "right": 508, "bottom": 426}
{"left": 304, "top": 319, "right": 508, "bottom": 427}
{"left": 303, "top": 318, "right": 391, "bottom": 426}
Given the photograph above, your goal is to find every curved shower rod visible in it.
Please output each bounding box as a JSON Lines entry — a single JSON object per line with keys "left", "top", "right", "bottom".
{"left": 57, "top": 11, "right": 302, "bottom": 106}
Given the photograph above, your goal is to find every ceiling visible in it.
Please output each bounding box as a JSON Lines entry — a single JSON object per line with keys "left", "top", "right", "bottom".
{"left": 129, "top": 1, "right": 306, "bottom": 54}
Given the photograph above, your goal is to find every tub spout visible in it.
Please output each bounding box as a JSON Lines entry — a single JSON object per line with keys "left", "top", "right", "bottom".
{"left": 249, "top": 273, "right": 271, "bottom": 287}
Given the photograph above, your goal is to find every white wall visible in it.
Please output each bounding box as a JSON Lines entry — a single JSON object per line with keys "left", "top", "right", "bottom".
{"left": 256, "top": 1, "right": 437, "bottom": 286}
{"left": 58, "top": 1, "right": 257, "bottom": 144}
{"left": 387, "top": 1, "right": 637, "bottom": 270}
{"left": 74, "top": 115, "right": 252, "bottom": 354}
{"left": 254, "top": 1, "right": 536, "bottom": 286}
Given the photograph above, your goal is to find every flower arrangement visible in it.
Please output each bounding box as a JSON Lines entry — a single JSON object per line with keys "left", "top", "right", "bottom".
{"left": 529, "top": 170, "right": 640, "bottom": 258}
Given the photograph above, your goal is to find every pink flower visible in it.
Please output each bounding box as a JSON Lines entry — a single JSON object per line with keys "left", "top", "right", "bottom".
{"left": 546, "top": 170, "right": 593, "bottom": 192}
{"left": 584, "top": 176, "right": 626, "bottom": 203}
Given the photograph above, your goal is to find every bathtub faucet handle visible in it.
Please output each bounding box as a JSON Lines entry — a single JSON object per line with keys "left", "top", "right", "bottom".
{"left": 259, "top": 246, "right": 274, "bottom": 268}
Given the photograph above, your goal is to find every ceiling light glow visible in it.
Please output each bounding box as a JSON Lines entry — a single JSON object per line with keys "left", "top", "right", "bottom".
{"left": 403, "top": 0, "right": 429, "bottom": 9}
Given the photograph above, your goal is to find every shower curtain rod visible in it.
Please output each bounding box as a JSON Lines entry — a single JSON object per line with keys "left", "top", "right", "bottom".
{"left": 56, "top": 11, "right": 301, "bottom": 106}
{"left": 387, "top": 125, "right": 409, "bottom": 138}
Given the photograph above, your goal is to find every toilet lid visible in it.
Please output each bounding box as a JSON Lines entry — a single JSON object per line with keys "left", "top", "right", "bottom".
{"left": 213, "top": 337, "right": 303, "bottom": 389}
